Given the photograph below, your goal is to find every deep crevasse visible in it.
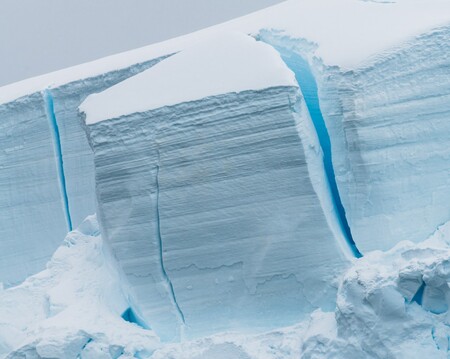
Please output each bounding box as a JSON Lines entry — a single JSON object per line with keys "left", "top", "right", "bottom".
{"left": 258, "top": 40, "right": 362, "bottom": 258}
{"left": 43, "top": 89, "right": 73, "bottom": 232}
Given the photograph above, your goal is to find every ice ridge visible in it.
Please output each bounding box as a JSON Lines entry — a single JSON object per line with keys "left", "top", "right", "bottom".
{"left": 43, "top": 89, "right": 73, "bottom": 232}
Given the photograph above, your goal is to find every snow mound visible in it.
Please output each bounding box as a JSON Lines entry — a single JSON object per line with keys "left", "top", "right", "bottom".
{"left": 0, "top": 215, "right": 159, "bottom": 359}
{"left": 153, "top": 222, "right": 450, "bottom": 358}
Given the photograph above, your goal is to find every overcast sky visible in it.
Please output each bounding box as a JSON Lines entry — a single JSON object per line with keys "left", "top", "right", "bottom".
{"left": 0, "top": 0, "right": 283, "bottom": 86}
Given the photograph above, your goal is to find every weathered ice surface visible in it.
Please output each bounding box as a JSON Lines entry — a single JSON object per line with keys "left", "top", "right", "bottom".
{"left": 82, "top": 34, "right": 354, "bottom": 340}
{"left": 0, "top": 57, "right": 167, "bottom": 286}
{"left": 48, "top": 58, "right": 167, "bottom": 227}
{"left": 317, "top": 26, "right": 450, "bottom": 252}
{"left": 86, "top": 87, "right": 352, "bottom": 340}
{"left": 0, "top": 92, "right": 68, "bottom": 287}
{"left": 258, "top": 25, "right": 450, "bottom": 253}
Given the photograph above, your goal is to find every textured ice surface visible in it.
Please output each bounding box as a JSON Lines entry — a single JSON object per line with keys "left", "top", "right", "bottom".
{"left": 256, "top": 24, "right": 450, "bottom": 253}
{"left": 83, "top": 34, "right": 353, "bottom": 340}
{"left": 81, "top": 33, "right": 297, "bottom": 124}
{"left": 1, "top": 0, "right": 449, "bottom": 286}
{"left": 3, "top": 217, "right": 450, "bottom": 358}
{"left": 146, "top": 221, "right": 450, "bottom": 358}
{"left": 315, "top": 26, "right": 450, "bottom": 252}
{"left": 0, "top": 215, "right": 160, "bottom": 358}
{"left": 0, "top": 57, "right": 166, "bottom": 286}
{"left": 0, "top": 0, "right": 449, "bottom": 354}
{"left": 1, "top": 0, "right": 448, "bottom": 106}
{"left": 0, "top": 93, "right": 68, "bottom": 287}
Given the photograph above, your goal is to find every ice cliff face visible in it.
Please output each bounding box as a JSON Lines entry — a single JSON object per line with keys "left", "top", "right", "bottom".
{"left": 0, "top": 0, "right": 449, "bottom": 354}
{"left": 0, "top": 56, "right": 167, "bottom": 286}
{"left": 317, "top": 26, "right": 450, "bottom": 253}
{"left": 257, "top": 25, "right": 450, "bottom": 254}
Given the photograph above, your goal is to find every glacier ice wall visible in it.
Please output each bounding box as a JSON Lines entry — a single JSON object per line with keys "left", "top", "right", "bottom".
{"left": 259, "top": 26, "right": 450, "bottom": 253}
{"left": 151, "top": 222, "right": 450, "bottom": 359}
{"left": 318, "top": 26, "right": 450, "bottom": 252}
{"left": 85, "top": 86, "right": 352, "bottom": 340}
{"left": 0, "top": 56, "right": 168, "bottom": 286}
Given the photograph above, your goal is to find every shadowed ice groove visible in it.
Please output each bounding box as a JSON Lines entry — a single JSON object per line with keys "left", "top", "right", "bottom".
{"left": 263, "top": 44, "right": 362, "bottom": 258}
{"left": 43, "top": 89, "right": 73, "bottom": 232}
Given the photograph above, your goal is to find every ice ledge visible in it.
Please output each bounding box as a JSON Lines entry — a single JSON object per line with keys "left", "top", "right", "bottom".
{"left": 80, "top": 32, "right": 297, "bottom": 125}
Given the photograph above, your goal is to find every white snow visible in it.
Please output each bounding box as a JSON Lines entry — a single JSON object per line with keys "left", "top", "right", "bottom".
{"left": 0, "top": 215, "right": 159, "bottom": 358}
{"left": 80, "top": 32, "right": 297, "bottom": 124}
{"left": 1, "top": 0, "right": 448, "bottom": 105}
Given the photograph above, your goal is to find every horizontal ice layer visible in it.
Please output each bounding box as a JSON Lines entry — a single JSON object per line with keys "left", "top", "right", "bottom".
{"left": 315, "top": 26, "right": 450, "bottom": 252}
{"left": 0, "top": 57, "right": 166, "bottom": 286}
{"left": 83, "top": 34, "right": 352, "bottom": 340}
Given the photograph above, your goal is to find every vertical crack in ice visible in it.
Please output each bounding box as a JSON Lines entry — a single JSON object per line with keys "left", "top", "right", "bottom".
{"left": 155, "top": 150, "right": 186, "bottom": 329}
{"left": 258, "top": 40, "right": 362, "bottom": 258}
{"left": 282, "top": 53, "right": 362, "bottom": 258}
{"left": 43, "top": 89, "right": 73, "bottom": 232}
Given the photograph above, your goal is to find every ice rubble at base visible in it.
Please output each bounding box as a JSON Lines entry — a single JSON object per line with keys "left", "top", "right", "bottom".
{"left": 3, "top": 216, "right": 450, "bottom": 358}
{"left": 0, "top": 215, "right": 159, "bottom": 359}
{"left": 176, "top": 220, "right": 450, "bottom": 359}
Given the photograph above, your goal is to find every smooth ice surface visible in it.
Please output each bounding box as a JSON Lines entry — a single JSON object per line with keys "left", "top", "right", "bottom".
{"left": 81, "top": 33, "right": 296, "bottom": 124}
{"left": 84, "top": 39, "right": 353, "bottom": 339}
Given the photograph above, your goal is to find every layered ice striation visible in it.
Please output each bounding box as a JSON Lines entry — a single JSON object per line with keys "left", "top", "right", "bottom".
{"left": 259, "top": 23, "right": 450, "bottom": 253}
{"left": 82, "top": 33, "right": 353, "bottom": 340}
{"left": 316, "top": 26, "right": 450, "bottom": 252}
{"left": 0, "top": 56, "right": 167, "bottom": 286}
{"left": 0, "top": 0, "right": 449, "bottom": 349}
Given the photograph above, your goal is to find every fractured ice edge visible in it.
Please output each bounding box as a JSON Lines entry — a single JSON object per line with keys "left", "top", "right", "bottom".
{"left": 0, "top": 0, "right": 449, "bottom": 357}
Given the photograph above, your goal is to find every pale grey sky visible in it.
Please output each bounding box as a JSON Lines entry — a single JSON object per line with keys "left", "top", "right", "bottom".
{"left": 0, "top": 0, "right": 283, "bottom": 86}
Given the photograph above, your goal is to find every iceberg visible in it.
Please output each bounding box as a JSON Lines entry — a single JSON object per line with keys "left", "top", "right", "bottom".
{"left": 317, "top": 26, "right": 450, "bottom": 252}
{"left": 0, "top": 0, "right": 449, "bottom": 355}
